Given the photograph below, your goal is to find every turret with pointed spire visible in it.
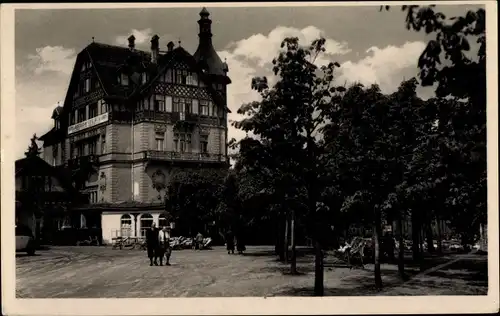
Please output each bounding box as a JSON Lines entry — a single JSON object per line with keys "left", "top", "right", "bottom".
{"left": 193, "top": 7, "right": 230, "bottom": 84}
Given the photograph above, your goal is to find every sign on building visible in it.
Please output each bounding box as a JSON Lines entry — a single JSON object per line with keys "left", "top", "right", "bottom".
{"left": 68, "top": 113, "right": 109, "bottom": 135}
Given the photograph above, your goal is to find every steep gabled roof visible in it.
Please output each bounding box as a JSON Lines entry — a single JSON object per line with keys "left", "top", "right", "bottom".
{"left": 15, "top": 156, "right": 79, "bottom": 195}
{"left": 132, "top": 46, "right": 231, "bottom": 113}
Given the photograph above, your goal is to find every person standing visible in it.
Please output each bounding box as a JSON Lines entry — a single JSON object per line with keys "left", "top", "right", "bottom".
{"left": 225, "top": 229, "right": 235, "bottom": 254}
{"left": 236, "top": 231, "right": 246, "bottom": 255}
{"left": 195, "top": 232, "right": 204, "bottom": 250}
{"left": 146, "top": 223, "right": 159, "bottom": 266}
{"left": 158, "top": 226, "right": 172, "bottom": 266}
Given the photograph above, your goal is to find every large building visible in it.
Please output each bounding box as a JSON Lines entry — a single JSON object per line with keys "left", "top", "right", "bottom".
{"left": 39, "top": 8, "right": 231, "bottom": 244}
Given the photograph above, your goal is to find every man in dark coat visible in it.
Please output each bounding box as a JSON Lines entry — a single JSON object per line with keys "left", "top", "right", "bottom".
{"left": 146, "top": 223, "right": 159, "bottom": 266}
{"left": 225, "top": 229, "right": 235, "bottom": 254}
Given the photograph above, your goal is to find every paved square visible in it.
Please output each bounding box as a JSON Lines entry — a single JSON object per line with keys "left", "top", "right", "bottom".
{"left": 16, "top": 246, "right": 487, "bottom": 297}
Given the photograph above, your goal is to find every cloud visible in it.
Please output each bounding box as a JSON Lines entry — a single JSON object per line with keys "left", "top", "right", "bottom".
{"left": 218, "top": 26, "right": 428, "bottom": 153}
{"left": 26, "top": 46, "right": 76, "bottom": 75}
{"left": 15, "top": 46, "right": 74, "bottom": 158}
{"left": 115, "top": 28, "right": 153, "bottom": 48}
{"left": 338, "top": 41, "right": 427, "bottom": 93}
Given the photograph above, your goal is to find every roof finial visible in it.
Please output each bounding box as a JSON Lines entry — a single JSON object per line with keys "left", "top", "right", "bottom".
{"left": 200, "top": 7, "right": 210, "bottom": 18}
{"left": 178, "top": 38, "right": 182, "bottom": 47}
{"left": 92, "top": 36, "right": 95, "bottom": 43}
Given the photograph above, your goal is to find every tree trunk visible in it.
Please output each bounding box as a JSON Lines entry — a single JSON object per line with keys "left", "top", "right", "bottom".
{"left": 426, "top": 220, "right": 435, "bottom": 253}
{"left": 275, "top": 211, "right": 285, "bottom": 261}
{"left": 397, "top": 214, "right": 405, "bottom": 280}
{"left": 314, "top": 239, "right": 324, "bottom": 296}
{"left": 436, "top": 219, "right": 443, "bottom": 254}
{"left": 411, "top": 210, "right": 420, "bottom": 262}
{"left": 373, "top": 208, "right": 383, "bottom": 290}
{"left": 290, "top": 209, "right": 297, "bottom": 274}
{"left": 284, "top": 215, "right": 289, "bottom": 263}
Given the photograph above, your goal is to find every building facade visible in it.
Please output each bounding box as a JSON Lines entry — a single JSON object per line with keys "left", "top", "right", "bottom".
{"left": 39, "top": 8, "right": 230, "bottom": 244}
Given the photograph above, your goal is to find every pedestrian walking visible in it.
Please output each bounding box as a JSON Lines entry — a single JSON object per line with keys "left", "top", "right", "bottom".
{"left": 225, "top": 229, "right": 235, "bottom": 254}
{"left": 146, "top": 223, "right": 159, "bottom": 266}
{"left": 158, "top": 226, "right": 172, "bottom": 266}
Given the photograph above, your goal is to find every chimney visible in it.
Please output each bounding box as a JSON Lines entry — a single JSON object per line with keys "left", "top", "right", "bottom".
{"left": 128, "top": 35, "right": 136, "bottom": 51}
{"left": 150, "top": 35, "right": 160, "bottom": 63}
{"left": 167, "top": 41, "right": 175, "bottom": 52}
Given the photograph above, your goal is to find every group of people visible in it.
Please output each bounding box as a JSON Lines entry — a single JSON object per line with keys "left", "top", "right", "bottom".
{"left": 145, "top": 224, "right": 247, "bottom": 266}
{"left": 224, "top": 229, "right": 246, "bottom": 255}
{"left": 145, "top": 223, "right": 172, "bottom": 266}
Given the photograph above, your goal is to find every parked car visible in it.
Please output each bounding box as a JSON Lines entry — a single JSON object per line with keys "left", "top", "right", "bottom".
{"left": 16, "top": 224, "right": 36, "bottom": 255}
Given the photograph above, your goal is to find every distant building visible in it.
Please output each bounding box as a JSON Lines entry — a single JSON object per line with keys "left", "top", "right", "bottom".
{"left": 15, "top": 154, "right": 83, "bottom": 242}
{"left": 38, "top": 8, "right": 230, "bottom": 244}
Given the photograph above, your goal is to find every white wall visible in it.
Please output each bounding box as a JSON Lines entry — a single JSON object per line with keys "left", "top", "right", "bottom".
{"left": 101, "top": 211, "right": 162, "bottom": 244}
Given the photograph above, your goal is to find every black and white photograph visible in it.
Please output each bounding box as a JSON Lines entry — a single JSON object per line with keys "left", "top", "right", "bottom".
{"left": 1, "top": 1, "right": 498, "bottom": 315}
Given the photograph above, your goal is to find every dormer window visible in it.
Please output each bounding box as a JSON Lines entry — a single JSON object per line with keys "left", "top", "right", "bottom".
{"left": 82, "top": 63, "right": 87, "bottom": 72}
{"left": 142, "top": 73, "right": 148, "bottom": 85}
{"left": 84, "top": 78, "right": 91, "bottom": 93}
{"left": 165, "top": 69, "right": 172, "bottom": 83}
{"left": 55, "top": 120, "right": 61, "bottom": 129}
{"left": 118, "top": 73, "right": 129, "bottom": 86}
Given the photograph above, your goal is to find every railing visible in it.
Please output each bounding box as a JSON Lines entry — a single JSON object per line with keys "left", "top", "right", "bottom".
{"left": 144, "top": 150, "right": 226, "bottom": 163}
{"left": 66, "top": 155, "right": 99, "bottom": 169}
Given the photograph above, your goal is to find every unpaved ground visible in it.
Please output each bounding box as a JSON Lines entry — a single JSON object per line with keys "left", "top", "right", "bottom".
{"left": 15, "top": 246, "right": 487, "bottom": 298}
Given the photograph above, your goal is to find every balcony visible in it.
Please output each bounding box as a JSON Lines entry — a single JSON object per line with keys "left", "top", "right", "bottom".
{"left": 143, "top": 150, "right": 226, "bottom": 164}
{"left": 66, "top": 155, "right": 99, "bottom": 170}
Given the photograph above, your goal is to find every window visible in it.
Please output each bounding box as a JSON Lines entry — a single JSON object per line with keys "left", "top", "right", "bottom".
{"left": 165, "top": 96, "right": 172, "bottom": 112}
{"left": 217, "top": 83, "right": 224, "bottom": 90}
{"left": 82, "top": 63, "right": 86, "bottom": 72}
{"left": 211, "top": 103, "right": 217, "bottom": 117}
{"left": 119, "top": 73, "right": 129, "bottom": 86}
{"left": 55, "top": 120, "right": 60, "bottom": 129}
{"left": 200, "top": 134, "right": 208, "bottom": 153}
{"left": 154, "top": 95, "right": 165, "bottom": 112}
{"left": 142, "top": 73, "right": 148, "bottom": 85}
{"left": 184, "top": 99, "right": 192, "bottom": 114}
{"left": 98, "top": 99, "right": 107, "bottom": 114}
{"left": 165, "top": 69, "right": 172, "bottom": 83}
{"left": 89, "top": 103, "right": 98, "bottom": 118}
{"left": 199, "top": 80, "right": 206, "bottom": 88}
{"left": 186, "top": 73, "right": 198, "bottom": 86}
{"left": 192, "top": 99, "right": 199, "bottom": 114}
{"left": 175, "top": 70, "right": 183, "bottom": 84}
{"left": 173, "top": 97, "right": 181, "bottom": 112}
{"left": 88, "top": 140, "right": 97, "bottom": 155}
{"left": 155, "top": 132, "right": 165, "bottom": 151}
{"left": 78, "top": 108, "right": 86, "bottom": 123}
{"left": 174, "top": 133, "right": 191, "bottom": 153}
{"left": 84, "top": 78, "right": 91, "bottom": 93}
{"left": 121, "top": 214, "right": 132, "bottom": 237}
{"left": 140, "top": 214, "right": 154, "bottom": 237}
{"left": 200, "top": 100, "right": 209, "bottom": 116}
{"left": 89, "top": 191, "right": 98, "bottom": 204}
{"left": 101, "top": 136, "right": 106, "bottom": 154}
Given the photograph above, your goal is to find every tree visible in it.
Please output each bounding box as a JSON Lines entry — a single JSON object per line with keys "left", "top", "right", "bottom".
{"left": 384, "top": 5, "right": 487, "bottom": 249}
{"left": 166, "top": 169, "right": 225, "bottom": 236}
{"left": 232, "top": 37, "right": 344, "bottom": 294}
{"left": 323, "top": 83, "right": 396, "bottom": 289}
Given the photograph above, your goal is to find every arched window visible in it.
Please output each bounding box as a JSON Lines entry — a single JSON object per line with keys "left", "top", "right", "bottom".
{"left": 120, "top": 214, "right": 132, "bottom": 237}
{"left": 159, "top": 214, "right": 168, "bottom": 228}
{"left": 139, "top": 214, "right": 154, "bottom": 237}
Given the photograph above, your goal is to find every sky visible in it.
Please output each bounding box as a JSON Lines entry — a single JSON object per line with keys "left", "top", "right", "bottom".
{"left": 14, "top": 4, "right": 483, "bottom": 159}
